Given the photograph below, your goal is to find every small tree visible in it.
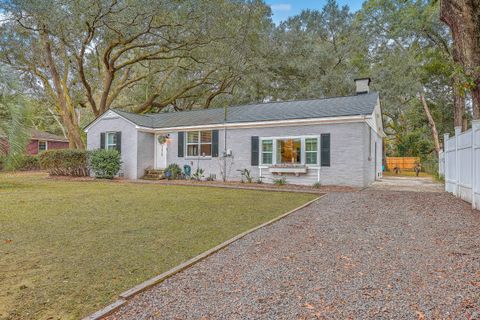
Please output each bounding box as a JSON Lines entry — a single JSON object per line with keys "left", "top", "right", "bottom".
{"left": 89, "top": 149, "right": 121, "bottom": 179}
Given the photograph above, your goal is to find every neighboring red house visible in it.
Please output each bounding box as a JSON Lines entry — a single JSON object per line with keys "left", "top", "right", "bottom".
{"left": 0, "top": 129, "right": 70, "bottom": 156}
{"left": 27, "top": 129, "right": 70, "bottom": 155}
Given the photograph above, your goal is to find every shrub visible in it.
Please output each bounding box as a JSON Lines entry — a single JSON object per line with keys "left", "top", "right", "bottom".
{"left": 39, "top": 149, "right": 89, "bottom": 176}
{"left": 165, "top": 163, "right": 182, "bottom": 180}
{"left": 312, "top": 182, "right": 321, "bottom": 189}
{"left": 273, "top": 176, "right": 287, "bottom": 185}
{"left": 89, "top": 149, "right": 121, "bottom": 179}
{"left": 237, "top": 168, "right": 253, "bottom": 183}
{"left": 18, "top": 155, "right": 40, "bottom": 171}
{"left": 192, "top": 168, "right": 205, "bottom": 181}
{"left": 0, "top": 153, "right": 39, "bottom": 171}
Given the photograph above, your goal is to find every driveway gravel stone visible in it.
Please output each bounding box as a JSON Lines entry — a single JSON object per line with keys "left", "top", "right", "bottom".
{"left": 105, "top": 189, "right": 480, "bottom": 319}
{"left": 369, "top": 176, "right": 444, "bottom": 193}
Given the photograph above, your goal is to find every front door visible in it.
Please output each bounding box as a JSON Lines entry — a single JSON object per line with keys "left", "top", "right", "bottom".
{"left": 155, "top": 135, "right": 167, "bottom": 169}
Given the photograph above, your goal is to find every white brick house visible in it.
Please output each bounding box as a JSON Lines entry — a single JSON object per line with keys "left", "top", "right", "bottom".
{"left": 85, "top": 78, "right": 385, "bottom": 187}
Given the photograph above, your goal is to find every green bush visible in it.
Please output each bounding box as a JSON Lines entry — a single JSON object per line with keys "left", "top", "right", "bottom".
{"left": 89, "top": 149, "right": 121, "bottom": 179}
{"left": 192, "top": 168, "right": 205, "bottom": 181}
{"left": 39, "top": 149, "right": 89, "bottom": 176}
{"left": 165, "top": 163, "right": 182, "bottom": 180}
{"left": 18, "top": 155, "right": 40, "bottom": 171}
{"left": 237, "top": 168, "right": 253, "bottom": 183}
{"left": 0, "top": 153, "right": 39, "bottom": 171}
{"left": 273, "top": 176, "right": 287, "bottom": 185}
{"left": 312, "top": 182, "right": 322, "bottom": 189}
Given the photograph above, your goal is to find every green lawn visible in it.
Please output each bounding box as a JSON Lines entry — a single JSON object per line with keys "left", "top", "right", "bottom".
{"left": 0, "top": 172, "right": 316, "bottom": 319}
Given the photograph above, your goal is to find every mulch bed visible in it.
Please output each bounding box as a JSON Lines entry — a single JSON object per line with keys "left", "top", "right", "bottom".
{"left": 35, "top": 171, "right": 356, "bottom": 193}
{"left": 136, "top": 179, "right": 358, "bottom": 193}
{"left": 105, "top": 189, "right": 480, "bottom": 320}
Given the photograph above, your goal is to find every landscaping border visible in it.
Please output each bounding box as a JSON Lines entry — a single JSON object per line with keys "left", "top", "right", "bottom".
{"left": 133, "top": 179, "right": 358, "bottom": 193}
{"left": 82, "top": 193, "right": 325, "bottom": 320}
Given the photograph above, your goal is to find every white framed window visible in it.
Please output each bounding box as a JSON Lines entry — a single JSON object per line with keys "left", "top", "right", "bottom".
{"left": 305, "top": 138, "right": 318, "bottom": 165}
{"left": 186, "top": 130, "right": 212, "bottom": 157}
{"left": 276, "top": 138, "right": 302, "bottom": 164}
{"left": 38, "top": 140, "right": 48, "bottom": 152}
{"left": 106, "top": 132, "right": 118, "bottom": 150}
{"left": 261, "top": 139, "right": 273, "bottom": 164}
{"left": 259, "top": 135, "right": 320, "bottom": 166}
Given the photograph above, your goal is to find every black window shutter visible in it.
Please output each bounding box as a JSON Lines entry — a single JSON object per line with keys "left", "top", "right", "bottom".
{"left": 321, "top": 133, "right": 330, "bottom": 167}
{"left": 251, "top": 136, "right": 259, "bottom": 166}
{"left": 212, "top": 130, "right": 219, "bottom": 157}
{"left": 115, "top": 132, "right": 122, "bottom": 154}
{"left": 178, "top": 132, "right": 184, "bottom": 157}
{"left": 100, "top": 132, "right": 105, "bottom": 149}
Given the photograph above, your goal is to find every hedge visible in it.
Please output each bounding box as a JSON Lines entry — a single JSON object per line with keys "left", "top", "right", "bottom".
{"left": 89, "top": 149, "right": 121, "bottom": 179}
{"left": 39, "top": 149, "right": 89, "bottom": 176}
{"left": 0, "top": 154, "right": 40, "bottom": 171}
{"left": 18, "top": 155, "right": 40, "bottom": 171}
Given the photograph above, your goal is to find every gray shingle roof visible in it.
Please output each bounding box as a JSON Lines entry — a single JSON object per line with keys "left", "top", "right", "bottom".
{"left": 113, "top": 92, "right": 379, "bottom": 129}
{"left": 30, "top": 129, "right": 68, "bottom": 142}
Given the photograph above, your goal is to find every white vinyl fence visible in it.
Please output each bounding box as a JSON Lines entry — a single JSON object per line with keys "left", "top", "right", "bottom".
{"left": 439, "top": 121, "right": 480, "bottom": 209}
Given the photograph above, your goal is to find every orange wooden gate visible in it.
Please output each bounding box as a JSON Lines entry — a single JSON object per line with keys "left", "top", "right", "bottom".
{"left": 386, "top": 157, "right": 420, "bottom": 171}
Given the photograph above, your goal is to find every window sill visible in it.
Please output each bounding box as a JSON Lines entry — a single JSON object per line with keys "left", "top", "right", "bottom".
{"left": 185, "top": 156, "right": 213, "bottom": 160}
{"left": 259, "top": 164, "right": 319, "bottom": 168}
{"left": 269, "top": 167, "right": 307, "bottom": 174}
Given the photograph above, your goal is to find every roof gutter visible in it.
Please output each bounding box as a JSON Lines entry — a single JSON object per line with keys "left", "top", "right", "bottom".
{"left": 135, "top": 115, "right": 369, "bottom": 133}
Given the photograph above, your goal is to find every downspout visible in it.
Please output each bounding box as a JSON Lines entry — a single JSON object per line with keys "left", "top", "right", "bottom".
{"left": 223, "top": 104, "right": 227, "bottom": 182}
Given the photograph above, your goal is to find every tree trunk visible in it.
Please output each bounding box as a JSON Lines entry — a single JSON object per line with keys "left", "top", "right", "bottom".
{"left": 473, "top": 85, "right": 480, "bottom": 120}
{"left": 452, "top": 44, "right": 467, "bottom": 129}
{"left": 453, "top": 76, "right": 466, "bottom": 129}
{"left": 41, "top": 30, "right": 85, "bottom": 149}
{"left": 47, "top": 107, "right": 67, "bottom": 138}
{"left": 440, "top": 0, "right": 480, "bottom": 119}
{"left": 419, "top": 93, "right": 441, "bottom": 155}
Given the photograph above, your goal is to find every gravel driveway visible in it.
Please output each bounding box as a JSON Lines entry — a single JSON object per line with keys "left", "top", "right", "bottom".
{"left": 369, "top": 176, "right": 445, "bottom": 192}
{"left": 105, "top": 188, "right": 480, "bottom": 319}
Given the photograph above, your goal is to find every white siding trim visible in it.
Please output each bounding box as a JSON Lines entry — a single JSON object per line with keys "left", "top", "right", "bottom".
{"left": 136, "top": 115, "right": 368, "bottom": 133}
{"left": 84, "top": 110, "right": 138, "bottom": 132}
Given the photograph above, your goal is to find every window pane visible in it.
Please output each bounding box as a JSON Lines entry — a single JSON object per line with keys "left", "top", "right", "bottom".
{"left": 200, "top": 143, "right": 211, "bottom": 156}
{"left": 276, "top": 139, "right": 301, "bottom": 164}
{"left": 262, "top": 140, "right": 272, "bottom": 152}
{"left": 39, "top": 141, "right": 47, "bottom": 151}
{"left": 187, "top": 144, "right": 198, "bottom": 156}
{"left": 107, "top": 133, "right": 116, "bottom": 145}
{"left": 200, "top": 131, "right": 212, "bottom": 143}
{"left": 305, "top": 138, "right": 317, "bottom": 152}
{"left": 187, "top": 131, "right": 199, "bottom": 143}
{"left": 306, "top": 152, "right": 317, "bottom": 164}
{"left": 262, "top": 152, "right": 272, "bottom": 164}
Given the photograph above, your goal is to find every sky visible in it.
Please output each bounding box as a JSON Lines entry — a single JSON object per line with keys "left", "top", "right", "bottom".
{"left": 265, "top": 0, "right": 365, "bottom": 24}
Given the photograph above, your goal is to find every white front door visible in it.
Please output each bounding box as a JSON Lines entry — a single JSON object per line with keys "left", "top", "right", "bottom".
{"left": 155, "top": 136, "right": 167, "bottom": 169}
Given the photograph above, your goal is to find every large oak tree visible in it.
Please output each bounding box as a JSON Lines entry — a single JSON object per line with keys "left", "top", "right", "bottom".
{"left": 0, "top": 0, "right": 271, "bottom": 148}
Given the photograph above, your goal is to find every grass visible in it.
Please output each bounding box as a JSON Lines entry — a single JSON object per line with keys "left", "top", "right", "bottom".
{"left": 0, "top": 172, "right": 316, "bottom": 319}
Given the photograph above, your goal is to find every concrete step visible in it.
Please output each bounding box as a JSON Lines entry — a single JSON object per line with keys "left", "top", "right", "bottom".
{"left": 145, "top": 169, "right": 165, "bottom": 175}
{"left": 142, "top": 175, "right": 165, "bottom": 180}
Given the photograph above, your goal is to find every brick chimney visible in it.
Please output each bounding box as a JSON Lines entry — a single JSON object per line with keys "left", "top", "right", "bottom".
{"left": 354, "top": 77, "right": 371, "bottom": 94}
